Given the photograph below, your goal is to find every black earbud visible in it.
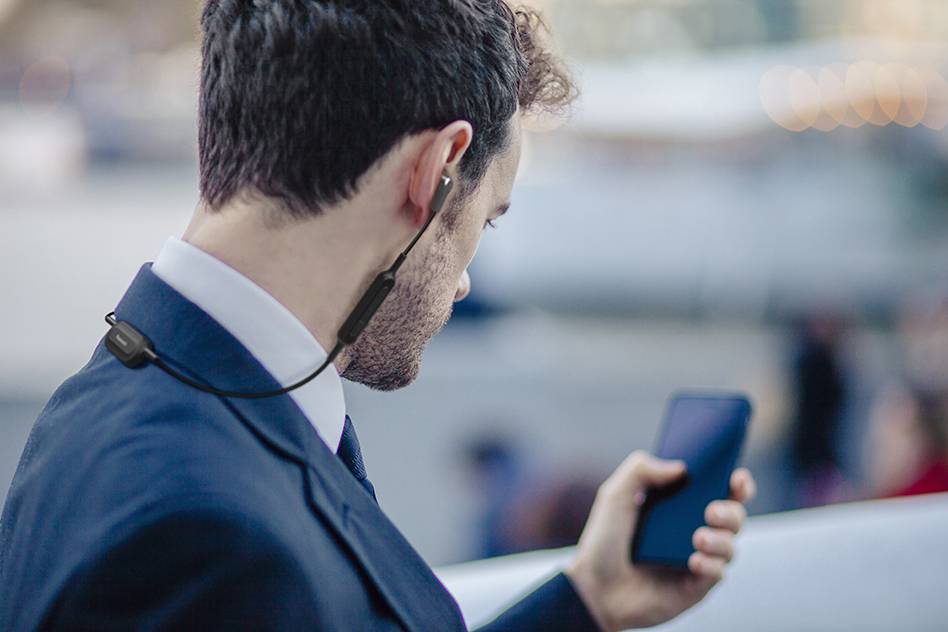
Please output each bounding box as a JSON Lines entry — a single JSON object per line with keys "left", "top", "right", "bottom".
{"left": 338, "top": 173, "right": 453, "bottom": 345}
{"left": 104, "top": 172, "right": 454, "bottom": 400}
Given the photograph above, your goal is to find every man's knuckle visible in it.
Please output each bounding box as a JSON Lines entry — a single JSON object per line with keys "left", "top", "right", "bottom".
{"left": 628, "top": 451, "right": 648, "bottom": 476}
{"left": 692, "top": 529, "right": 704, "bottom": 547}
{"left": 704, "top": 503, "right": 718, "bottom": 522}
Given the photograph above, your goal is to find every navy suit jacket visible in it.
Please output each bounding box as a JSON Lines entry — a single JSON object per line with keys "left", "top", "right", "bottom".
{"left": 0, "top": 265, "right": 597, "bottom": 631}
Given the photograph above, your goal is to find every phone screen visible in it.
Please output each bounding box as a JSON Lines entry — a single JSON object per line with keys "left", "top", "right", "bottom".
{"left": 631, "top": 394, "right": 751, "bottom": 568}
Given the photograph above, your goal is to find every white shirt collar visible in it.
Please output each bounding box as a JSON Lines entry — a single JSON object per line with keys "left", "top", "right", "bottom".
{"left": 152, "top": 237, "right": 346, "bottom": 453}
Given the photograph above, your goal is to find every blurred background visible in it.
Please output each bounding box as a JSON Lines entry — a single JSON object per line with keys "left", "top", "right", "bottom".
{"left": 2, "top": 0, "right": 948, "bottom": 567}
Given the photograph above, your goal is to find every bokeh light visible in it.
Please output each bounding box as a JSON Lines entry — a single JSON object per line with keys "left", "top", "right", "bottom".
{"left": 893, "top": 66, "right": 927, "bottom": 128}
{"left": 787, "top": 67, "right": 821, "bottom": 131}
{"left": 920, "top": 69, "right": 948, "bottom": 130}
{"left": 760, "top": 65, "right": 807, "bottom": 132}
{"left": 761, "top": 61, "right": 948, "bottom": 132}
{"left": 872, "top": 63, "right": 902, "bottom": 124}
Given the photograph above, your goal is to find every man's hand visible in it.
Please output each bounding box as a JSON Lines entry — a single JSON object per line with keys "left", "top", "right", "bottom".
{"left": 565, "top": 451, "right": 756, "bottom": 631}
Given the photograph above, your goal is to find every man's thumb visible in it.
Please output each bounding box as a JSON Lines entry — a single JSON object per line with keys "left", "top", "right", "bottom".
{"left": 615, "top": 451, "right": 687, "bottom": 494}
{"left": 644, "top": 457, "right": 688, "bottom": 486}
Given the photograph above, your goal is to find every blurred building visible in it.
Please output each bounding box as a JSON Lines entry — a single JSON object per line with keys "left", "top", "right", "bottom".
{"left": 3, "top": 0, "right": 948, "bottom": 564}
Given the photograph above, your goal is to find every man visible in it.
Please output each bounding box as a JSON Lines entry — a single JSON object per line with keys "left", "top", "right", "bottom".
{"left": 0, "top": 1, "right": 755, "bottom": 630}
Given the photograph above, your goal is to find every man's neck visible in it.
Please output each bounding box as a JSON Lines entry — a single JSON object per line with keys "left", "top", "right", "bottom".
{"left": 181, "top": 198, "right": 401, "bottom": 370}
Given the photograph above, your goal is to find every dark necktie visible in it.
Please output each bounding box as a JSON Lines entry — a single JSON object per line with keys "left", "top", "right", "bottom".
{"left": 336, "top": 415, "right": 377, "bottom": 502}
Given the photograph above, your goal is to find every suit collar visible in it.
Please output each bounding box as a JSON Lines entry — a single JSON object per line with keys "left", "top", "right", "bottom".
{"left": 113, "top": 265, "right": 464, "bottom": 631}
{"left": 152, "top": 236, "right": 346, "bottom": 452}
{"left": 115, "top": 264, "right": 325, "bottom": 465}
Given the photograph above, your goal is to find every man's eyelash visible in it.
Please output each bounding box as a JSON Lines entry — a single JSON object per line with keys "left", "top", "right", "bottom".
{"left": 485, "top": 219, "right": 498, "bottom": 229}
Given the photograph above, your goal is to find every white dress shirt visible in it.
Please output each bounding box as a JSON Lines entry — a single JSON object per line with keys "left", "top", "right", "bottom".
{"left": 152, "top": 237, "right": 346, "bottom": 453}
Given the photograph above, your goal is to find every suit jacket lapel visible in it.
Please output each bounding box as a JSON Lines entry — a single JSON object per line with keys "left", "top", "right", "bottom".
{"left": 113, "top": 265, "right": 464, "bottom": 631}
{"left": 225, "top": 396, "right": 465, "bottom": 631}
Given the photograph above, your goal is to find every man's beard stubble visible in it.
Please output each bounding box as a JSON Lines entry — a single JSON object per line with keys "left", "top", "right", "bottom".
{"left": 340, "top": 222, "right": 458, "bottom": 391}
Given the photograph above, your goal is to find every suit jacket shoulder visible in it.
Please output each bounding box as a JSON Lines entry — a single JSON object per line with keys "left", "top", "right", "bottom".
{"left": 0, "top": 265, "right": 597, "bottom": 631}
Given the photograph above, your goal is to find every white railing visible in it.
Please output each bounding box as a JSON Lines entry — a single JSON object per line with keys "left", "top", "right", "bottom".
{"left": 437, "top": 493, "right": 948, "bottom": 631}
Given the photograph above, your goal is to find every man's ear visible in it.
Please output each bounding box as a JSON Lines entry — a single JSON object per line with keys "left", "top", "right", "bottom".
{"left": 408, "top": 120, "right": 473, "bottom": 226}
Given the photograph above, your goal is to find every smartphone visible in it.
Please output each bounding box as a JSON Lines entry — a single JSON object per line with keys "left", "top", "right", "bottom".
{"left": 630, "top": 393, "right": 752, "bottom": 569}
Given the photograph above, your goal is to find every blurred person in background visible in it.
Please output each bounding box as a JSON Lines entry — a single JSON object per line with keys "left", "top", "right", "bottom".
{"left": 899, "top": 289, "right": 948, "bottom": 396}
{"left": 786, "top": 315, "right": 851, "bottom": 508}
{"left": 868, "top": 386, "right": 948, "bottom": 499}
{"left": 0, "top": 1, "right": 756, "bottom": 631}
{"left": 464, "top": 434, "right": 597, "bottom": 558}
{"left": 464, "top": 435, "right": 524, "bottom": 558}
{"left": 867, "top": 290, "right": 948, "bottom": 500}
{"left": 509, "top": 477, "right": 599, "bottom": 552}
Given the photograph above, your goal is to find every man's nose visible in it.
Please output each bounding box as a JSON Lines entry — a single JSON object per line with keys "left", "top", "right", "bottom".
{"left": 454, "top": 269, "right": 471, "bottom": 302}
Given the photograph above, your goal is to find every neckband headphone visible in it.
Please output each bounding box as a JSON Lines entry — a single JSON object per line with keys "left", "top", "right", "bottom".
{"left": 104, "top": 172, "right": 454, "bottom": 400}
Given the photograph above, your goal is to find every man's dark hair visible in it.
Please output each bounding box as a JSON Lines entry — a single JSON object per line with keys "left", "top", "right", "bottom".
{"left": 198, "top": 0, "right": 575, "bottom": 219}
